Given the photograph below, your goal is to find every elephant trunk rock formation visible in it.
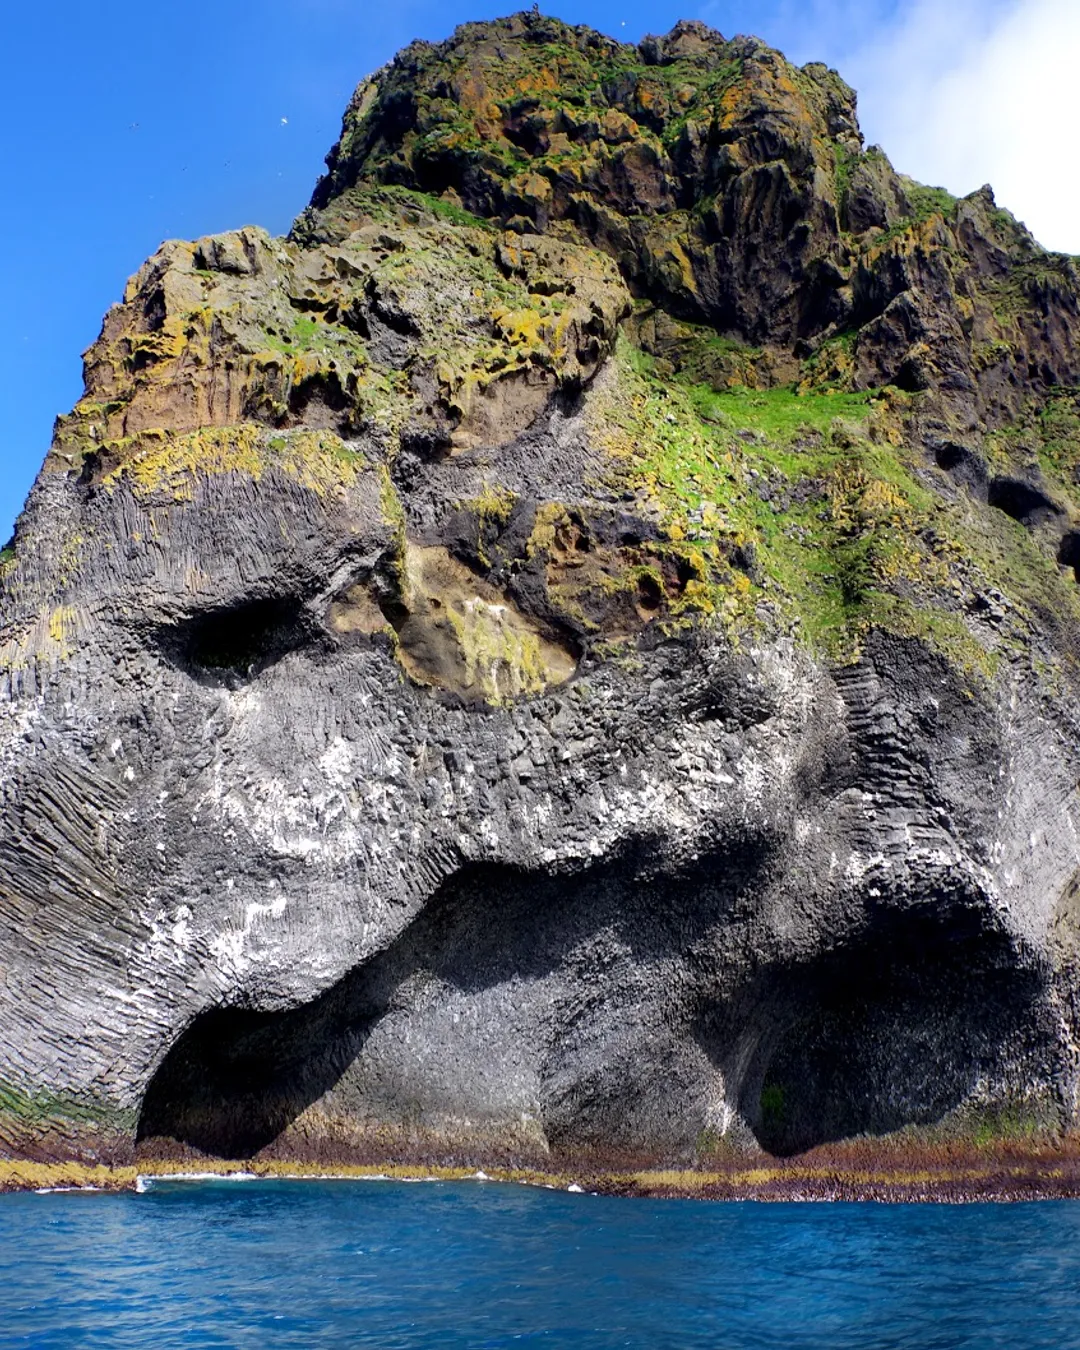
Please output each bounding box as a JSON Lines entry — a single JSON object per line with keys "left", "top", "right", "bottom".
{"left": 3, "top": 12, "right": 1080, "bottom": 1187}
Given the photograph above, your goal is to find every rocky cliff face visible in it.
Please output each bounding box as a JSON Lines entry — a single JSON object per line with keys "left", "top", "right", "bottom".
{"left": 3, "top": 13, "right": 1080, "bottom": 1174}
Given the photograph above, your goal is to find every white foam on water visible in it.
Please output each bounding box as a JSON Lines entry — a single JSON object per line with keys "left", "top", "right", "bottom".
{"left": 132, "top": 1169, "right": 503, "bottom": 1191}
{"left": 33, "top": 1186, "right": 103, "bottom": 1195}
{"left": 136, "top": 1171, "right": 258, "bottom": 1191}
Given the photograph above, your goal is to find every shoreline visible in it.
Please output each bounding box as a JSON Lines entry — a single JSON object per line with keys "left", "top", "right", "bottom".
{"left": 4, "top": 1154, "right": 1080, "bottom": 1203}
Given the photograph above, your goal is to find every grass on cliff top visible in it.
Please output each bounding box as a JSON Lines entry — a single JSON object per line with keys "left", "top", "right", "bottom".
{"left": 1032, "top": 389, "right": 1080, "bottom": 482}
{"left": 868, "top": 180, "right": 960, "bottom": 247}
{"left": 602, "top": 334, "right": 1080, "bottom": 677}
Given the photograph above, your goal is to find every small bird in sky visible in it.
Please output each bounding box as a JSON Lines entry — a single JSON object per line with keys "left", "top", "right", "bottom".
{"left": 281, "top": 117, "right": 288, "bottom": 126}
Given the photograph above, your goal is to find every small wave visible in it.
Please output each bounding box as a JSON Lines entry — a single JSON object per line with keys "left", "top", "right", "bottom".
{"left": 33, "top": 1186, "right": 103, "bottom": 1195}
{"left": 136, "top": 1171, "right": 258, "bottom": 1192}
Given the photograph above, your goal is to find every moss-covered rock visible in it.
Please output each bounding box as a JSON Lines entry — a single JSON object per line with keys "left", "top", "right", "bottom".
{"left": 5, "top": 13, "right": 1080, "bottom": 1182}
{"left": 26, "top": 12, "right": 1080, "bottom": 687}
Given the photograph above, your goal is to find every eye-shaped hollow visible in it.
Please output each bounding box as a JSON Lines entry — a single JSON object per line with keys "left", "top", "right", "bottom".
{"left": 157, "top": 596, "right": 317, "bottom": 681}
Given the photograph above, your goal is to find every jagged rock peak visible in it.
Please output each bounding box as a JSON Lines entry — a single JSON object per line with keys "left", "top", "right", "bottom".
{"left": 293, "top": 10, "right": 1078, "bottom": 424}
{"left": 306, "top": 12, "right": 867, "bottom": 257}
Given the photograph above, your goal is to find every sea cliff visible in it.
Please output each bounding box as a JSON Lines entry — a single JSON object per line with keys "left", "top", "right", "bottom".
{"left": 2, "top": 12, "right": 1080, "bottom": 1196}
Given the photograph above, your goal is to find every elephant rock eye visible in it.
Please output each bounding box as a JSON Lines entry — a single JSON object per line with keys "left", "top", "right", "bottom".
{"left": 161, "top": 596, "right": 315, "bottom": 681}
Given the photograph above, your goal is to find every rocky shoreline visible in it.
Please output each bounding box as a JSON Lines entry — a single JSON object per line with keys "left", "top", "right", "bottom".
{"left": 6, "top": 1144, "right": 1080, "bottom": 1203}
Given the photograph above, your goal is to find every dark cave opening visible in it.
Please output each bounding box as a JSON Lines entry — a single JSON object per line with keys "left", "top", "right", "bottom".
{"left": 931, "top": 439, "right": 989, "bottom": 494}
{"left": 159, "top": 596, "right": 315, "bottom": 681}
{"left": 136, "top": 977, "right": 377, "bottom": 1160}
{"left": 135, "top": 847, "right": 769, "bottom": 1163}
{"left": 731, "top": 904, "right": 1044, "bottom": 1157}
{"left": 1058, "top": 531, "right": 1080, "bottom": 582}
{"left": 987, "top": 476, "right": 1062, "bottom": 528}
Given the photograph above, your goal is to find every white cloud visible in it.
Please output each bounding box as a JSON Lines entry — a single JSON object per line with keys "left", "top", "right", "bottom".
{"left": 844, "top": 0, "right": 1080, "bottom": 253}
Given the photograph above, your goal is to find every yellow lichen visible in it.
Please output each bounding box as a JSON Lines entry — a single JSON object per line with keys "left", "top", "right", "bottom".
{"left": 99, "top": 425, "right": 363, "bottom": 501}
{"left": 48, "top": 606, "right": 77, "bottom": 649}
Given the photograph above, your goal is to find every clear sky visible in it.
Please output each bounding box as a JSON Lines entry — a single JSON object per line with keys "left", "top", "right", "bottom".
{"left": 3, "top": 0, "right": 1077, "bottom": 543}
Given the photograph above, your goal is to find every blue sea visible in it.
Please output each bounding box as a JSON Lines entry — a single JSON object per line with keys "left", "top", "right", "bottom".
{"left": 2, "top": 1178, "right": 1080, "bottom": 1348}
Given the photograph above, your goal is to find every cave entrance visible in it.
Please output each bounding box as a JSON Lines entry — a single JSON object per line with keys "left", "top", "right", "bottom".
{"left": 987, "top": 476, "right": 1062, "bottom": 528}
{"left": 735, "top": 903, "right": 1044, "bottom": 1157}
{"left": 136, "top": 973, "right": 374, "bottom": 1161}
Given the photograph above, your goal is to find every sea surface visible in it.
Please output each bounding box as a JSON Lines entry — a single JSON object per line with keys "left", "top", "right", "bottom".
{"left": 2, "top": 1178, "right": 1080, "bottom": 1348}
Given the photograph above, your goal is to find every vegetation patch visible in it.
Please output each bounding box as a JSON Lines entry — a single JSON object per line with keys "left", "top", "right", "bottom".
{"left": 95, "top": 426, "right": 365, "bottom": 501}
{"left": 588, "top": 338, "right": 965, "bottom": 658}
{"left": 0, "top": 1080, "right": 137, "bottom": 1131}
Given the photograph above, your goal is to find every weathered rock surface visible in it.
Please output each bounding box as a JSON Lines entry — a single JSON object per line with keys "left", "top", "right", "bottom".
{"left": 2, "top": 12, "right": 1080, "bottom": 1173}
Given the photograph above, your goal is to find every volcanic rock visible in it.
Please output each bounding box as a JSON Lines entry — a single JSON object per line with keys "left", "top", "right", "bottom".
{"left": 2, "top": 12, "right": 1080, "bottom": 1173}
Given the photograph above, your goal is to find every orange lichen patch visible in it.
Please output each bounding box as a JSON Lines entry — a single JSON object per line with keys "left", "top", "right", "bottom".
{"left": 507, "top": 65, "right": 560, "bottom": 97}
{"left": 524, "top": 502, "right": 721, "bottom": 638}
{"left": 450, "top": 68, "right": 501, "bottom": 131}
{"left": 717, "top": 80, "right": 752, "bottom": 131}
{"left": 510, "top": 171, "right": 553, "bottom": 206}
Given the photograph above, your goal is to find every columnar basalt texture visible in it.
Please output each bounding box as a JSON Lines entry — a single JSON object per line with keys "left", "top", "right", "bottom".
{"left": 2, "top": 12, "right": 1080, "bottom": 1175}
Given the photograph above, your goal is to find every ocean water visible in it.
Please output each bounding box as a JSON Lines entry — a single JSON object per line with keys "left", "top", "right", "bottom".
{"left": 2, "top": 1180, "right": 1080, "bottom": 1348}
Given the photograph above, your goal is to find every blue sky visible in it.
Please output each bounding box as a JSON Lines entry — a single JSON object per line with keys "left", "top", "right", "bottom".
{"left": 3, "top": 0, "right": 1077, "bottom": 542}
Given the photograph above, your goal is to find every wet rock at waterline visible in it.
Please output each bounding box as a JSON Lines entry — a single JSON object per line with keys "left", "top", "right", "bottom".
{"left": 2, "top": 12, "right": 1080, "bottom": 1173}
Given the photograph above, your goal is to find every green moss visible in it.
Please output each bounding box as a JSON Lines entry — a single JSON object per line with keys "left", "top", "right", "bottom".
{"left": 986, "top": 254, "right": 1080, "bottom": 320}
{"left": 948, "top": 1094, "right": 1063, "bottom": 1149}
{"left": 0, "top": 1080, "right": 137, "bottom": 1131}
{"left": 903, "top": 182, "right": 959, "bottom": 222}
{"left": 261, "top": 311, "right": 366, "bottom": 365}
{"left": 832, "top": 141, "right": 857, "bottom": 214}
{"left": 445, "top": 599, "right": 554, "bottom": 703}
{"left": 409, "top": 189, "right": 494, "bottom": 229}
{"left": 592, "top": 337, "right": 995, "bottom": 663}
{"left": 760, "top": 1083, "right": 786, "bottom": 1132}
{"left": 377, "top": 464, "right": 407, "bottom": 532}
{"left": 691, "top": 383, "right": 874, "bottom": 440}
{"left": 872, "top": 180, "right": 960, "bottom": 247}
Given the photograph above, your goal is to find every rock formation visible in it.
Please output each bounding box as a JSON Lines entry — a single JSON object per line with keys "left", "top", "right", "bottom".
{"left": 2, "top": 12, "right": 1080, "bottom": 1174}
